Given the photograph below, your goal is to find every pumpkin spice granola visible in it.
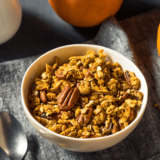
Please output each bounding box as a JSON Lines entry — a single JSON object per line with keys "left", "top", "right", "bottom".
{"left": 28, "top": 49, "right": 143, "bottom": 138}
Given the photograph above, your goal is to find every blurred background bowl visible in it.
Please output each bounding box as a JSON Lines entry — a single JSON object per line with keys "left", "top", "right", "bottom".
{"left": 0, "top": 0, "right": 22, "bottom": 44}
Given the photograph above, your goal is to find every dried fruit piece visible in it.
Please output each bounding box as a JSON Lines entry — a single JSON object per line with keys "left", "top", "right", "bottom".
{"left": 40, "top": 90, "right": 47, "bottom": 102}
{"left": 47, "top": 114, "right": 62, "bottom": 121}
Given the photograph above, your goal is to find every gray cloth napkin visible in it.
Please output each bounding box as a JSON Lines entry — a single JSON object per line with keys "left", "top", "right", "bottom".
{"left": 1, "top": 9, "right": 160, "bottom": 160}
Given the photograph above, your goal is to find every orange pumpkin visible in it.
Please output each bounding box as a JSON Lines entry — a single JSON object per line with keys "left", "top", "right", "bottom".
{"left": 157, "top": 24, "right": 160, "bottom": 56}
{"left": 48, "top": 0, "right": 123, "bottom": 27}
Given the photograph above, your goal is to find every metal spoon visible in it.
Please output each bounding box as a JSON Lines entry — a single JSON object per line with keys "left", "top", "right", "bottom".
{"left": 0, "top": 147, "right": 10, "bottom": 160}
{"left": 0, "top": 111, "right": 28, "bottom": 160}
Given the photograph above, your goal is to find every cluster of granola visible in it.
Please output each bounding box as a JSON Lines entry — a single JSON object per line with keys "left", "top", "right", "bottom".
{"left": 28, "top": 49, "right": 143, "bottom": 138}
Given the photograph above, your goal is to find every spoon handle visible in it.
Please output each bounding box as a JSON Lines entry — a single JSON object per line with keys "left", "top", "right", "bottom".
{"left": 0, "top": 147, "right": 10, "bottom": 160}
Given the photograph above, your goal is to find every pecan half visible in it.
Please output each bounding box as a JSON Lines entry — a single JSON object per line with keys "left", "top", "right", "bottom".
{"left": 118, "top": 89, "right": 130, "bottom": 106}
{"left": 84, "top": 108, "right": 93, "bottom": 125}
{"left": 55, "top": 69, "right": 66, "bottom": 79}
{"left": 47, "top": 111, "right": 74, "bottom": 120}
{"left": 77, "top": 108, "right": 93, "bottom": 126}
{"left": 77, "top": 113, "right": 85, "bottom": 124}
{"left": 47, "top": 114, "right": 62, "bottom": 121}
{"left": 58, "top": 86, "right": 80, "bottom": 110}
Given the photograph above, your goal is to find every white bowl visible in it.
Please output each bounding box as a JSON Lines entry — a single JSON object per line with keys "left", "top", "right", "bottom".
{"left": 21, "top": 44, "right": 148, "bottom": 152}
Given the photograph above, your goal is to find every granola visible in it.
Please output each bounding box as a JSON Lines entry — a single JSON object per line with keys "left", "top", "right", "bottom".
{"left": 28, "top": 50, "right": 143, "bottom": 138}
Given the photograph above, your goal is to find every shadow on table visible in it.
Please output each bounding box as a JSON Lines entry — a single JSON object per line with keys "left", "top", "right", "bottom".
{"left": 72, "top": 25, "right": 100, "bottom": 41}
{"left": 116, "top": 0, "right": 159, "bottom": 20}
{"left": 0, "top": 13, "right": 74, "bottom": 63}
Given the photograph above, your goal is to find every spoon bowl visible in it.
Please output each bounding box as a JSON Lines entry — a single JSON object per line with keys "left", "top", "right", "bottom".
{"left": 0, "top": 111, "right": 27, "bottom": 160}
